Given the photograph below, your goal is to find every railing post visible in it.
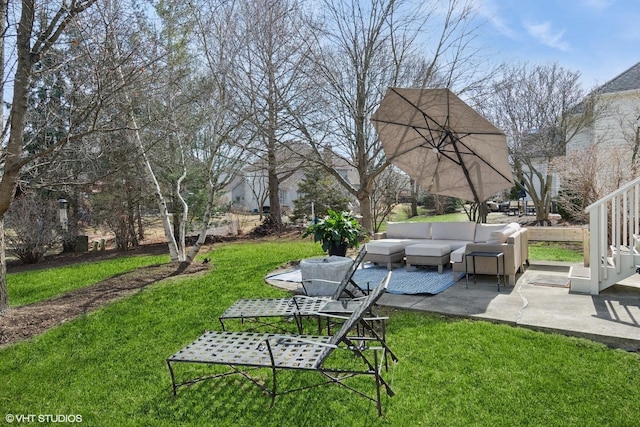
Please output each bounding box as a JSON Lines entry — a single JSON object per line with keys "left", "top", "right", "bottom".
{"left": 584, "top": 176, "right": 640, "bottom": 295}
{"left": 589, "top": 205, "right": 600, "bottom": 295}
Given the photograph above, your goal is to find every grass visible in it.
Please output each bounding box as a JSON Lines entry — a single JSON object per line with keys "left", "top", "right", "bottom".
{"left": 390, "top": 209, "right": 470, "bottom": 223}
{"left": 7, "top": 254, "right": 170, "bottom": 307}
{"left": 1, "top": 240, "right": 638, "bottom": 426}
{"left": 378, "top": 212, "right": 470, "bottom": 231}
{"left": 528, "top": 241, "right": 585, "bottom": 263}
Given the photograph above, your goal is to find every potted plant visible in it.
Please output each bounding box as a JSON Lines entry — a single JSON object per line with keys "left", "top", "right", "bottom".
{"left": 302, "top": 210, "right": 364, "bottom": 256}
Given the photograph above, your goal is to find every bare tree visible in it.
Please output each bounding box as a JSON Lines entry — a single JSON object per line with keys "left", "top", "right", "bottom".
{"left": 370, "top": 167, "right": 406, "bottom": 232}
{"left": 5, "top": 192, "right": 63, "bottom": 263}
{"left": 488, "top": 62, "right": 592, "bottom": 225}
{"left": 295, "top": 0, "right": 490, "bottom": 234}
{"left": 551, "top": 145, "right": 623, "bottom": 224}
{"left": 155, "top": 0, "right": 250, "bottom": 263}
{"left": 0, "top": 1, "right": 101, "bottom": 315}
{"left": 246, "top": 169, "right": 269, "bottom": 219}
{"left": 228, "top": 0, "right": 319, "bottom": 231}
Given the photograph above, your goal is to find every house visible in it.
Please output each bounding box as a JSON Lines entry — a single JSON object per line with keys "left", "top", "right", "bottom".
{"left": 565, "top": 62, "right": 640, "bottom": 294}
{"left": 563, "top": 62, "right": 640, "bottom": 191}
{"left": 223, "top": 166, "right": 306, "bottom": 213}
{"left": 519, "top": 63, "right": 640, "bottom": 209}
{"left": 221, "top": 145, "right": 360, "bottom": 214}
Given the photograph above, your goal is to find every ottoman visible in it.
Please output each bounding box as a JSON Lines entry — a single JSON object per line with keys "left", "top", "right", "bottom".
{"left": 405, "top": 243, "right": 451, "bottom": 273}
{"left": 364, "top": 240, "right": 406, "bottom": 270}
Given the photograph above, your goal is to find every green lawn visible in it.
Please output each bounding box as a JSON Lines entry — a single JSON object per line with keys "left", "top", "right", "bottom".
{"left": 381, "top": 211, "right": 469, "bottom": 227}
{"left": 528, "top": 241, "right": 585, "bottom": 263}
{"left": 1, "top": 240, "right": 638, "bottom": 426}
{"left": 7, "top": 254, "right": 170, "bottom": 307}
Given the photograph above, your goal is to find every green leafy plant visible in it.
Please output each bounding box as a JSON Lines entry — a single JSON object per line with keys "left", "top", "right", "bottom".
{"left": 302, "top": 210, "right": 364, "bottom": 253}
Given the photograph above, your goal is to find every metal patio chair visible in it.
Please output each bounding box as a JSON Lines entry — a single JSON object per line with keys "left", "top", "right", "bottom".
{"left": 218, "top": 247, "right": 395, "bottom": 363}
{"left": 166, "top": 272, "right": 395, "bottom": 416}
{"left": 218, "top": 246, "right": 372, "bottom": 334}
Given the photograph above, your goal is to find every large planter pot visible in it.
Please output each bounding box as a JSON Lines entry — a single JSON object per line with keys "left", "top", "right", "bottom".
{"left": 328, "top": 242, "right": 348, "bottom": 257}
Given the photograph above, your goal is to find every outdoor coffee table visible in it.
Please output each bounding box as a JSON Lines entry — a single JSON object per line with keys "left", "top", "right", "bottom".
{"left": 465, "top": 251, "right": 505, "bottom": 291}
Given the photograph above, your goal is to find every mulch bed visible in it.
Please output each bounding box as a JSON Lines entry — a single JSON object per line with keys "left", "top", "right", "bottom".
{"left": 0, "top": 252, "right": 210, "bottom": 348}
{"left": 0, "top": 228, "right": 305, "bottom": 349}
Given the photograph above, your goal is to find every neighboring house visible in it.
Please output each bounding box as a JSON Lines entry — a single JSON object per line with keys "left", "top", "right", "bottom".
{"left": 563, "top": 62, "right": 640, "bottom": 191}
{"left": 221, "top": 146, "right": 359, "bottom": 214}
{"left": 522, "top": 62, "right": 640, "bottom": 204}
{"left": 223, "top": 167, "right": 305, "bottom": 213}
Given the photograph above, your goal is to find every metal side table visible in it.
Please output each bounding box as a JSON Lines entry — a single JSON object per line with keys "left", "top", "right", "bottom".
{"left": 465, "top": 251, "right": 505, "bottom": 291}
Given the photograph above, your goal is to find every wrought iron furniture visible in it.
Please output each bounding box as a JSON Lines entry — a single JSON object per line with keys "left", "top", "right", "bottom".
{"left": 218, "top": 247, "right": 370, "bottom": 333}
{"left": 166, "top": 272, "right": 395, "bottom": 416}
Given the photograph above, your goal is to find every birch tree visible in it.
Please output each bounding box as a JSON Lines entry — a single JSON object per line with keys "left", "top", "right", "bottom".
{"left": 144, "top": 0, "right": 249, "bottom": 263}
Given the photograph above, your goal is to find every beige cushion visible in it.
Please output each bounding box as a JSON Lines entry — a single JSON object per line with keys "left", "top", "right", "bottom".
{"left": 474, "top": 224, "right": 508, "bottom": 242}
{"left": 431, "top": 221, "right": 476, "bottom": 241}
{"left": 450, "top": 246, "right": 467, "bottom": 263}
{"left": 488, "top": 231, "right": 509, "bottom": 244}
{"left": 429, "top": 239, "right": 469, "bottom": 251}
{"left": 405, "top": 243, "right": 451, "bottom": 257}
{"left": 386, "top": 222, "right": 431, "bottom": 239}
{"left": 365, "top": 240, "right": 406, "bottom": 255}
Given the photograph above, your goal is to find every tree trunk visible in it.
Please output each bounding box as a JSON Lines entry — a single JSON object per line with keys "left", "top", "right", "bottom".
{"left": 268, "top": 170, "right": 282, "bottom": 228}
{"left": 140, "top": 140, "right": 180, "bottom": 261}
{"left": 267, "top": 146, "right": 283, "bottom": 230}
{"left": 0, "top": 218, "right": 8, "bottom": 316}
{"left": 409, "top": 179, "right": 418, "bottom": 217}
{"left": 136, "top": 201, "right": 144, "bottom": 241}
{"left": 110, "top": 30, "right": 180, "bottom": 261}
{"left": 357, "top": 190, "right": 373, "bottom": 235}
{"left": 0, "top": 0, "right": 35, "bottom": 314}
{"left": 174, "top": 149, "right": 188, "bottom": 261}
{"left": 186, "top": 177, "right": 217, "bottom": 264}
{"left": 0, "top": 0, "right": 8, "bottom": 315}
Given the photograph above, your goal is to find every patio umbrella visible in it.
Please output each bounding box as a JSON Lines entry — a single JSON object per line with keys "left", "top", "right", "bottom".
{"left": 371, "top": 87, "right": 513, "bottom": 204}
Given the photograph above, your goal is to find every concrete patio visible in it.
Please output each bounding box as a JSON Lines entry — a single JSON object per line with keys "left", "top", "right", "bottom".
{"left": 267, "top": 261, "right": 640, "bottom": 351}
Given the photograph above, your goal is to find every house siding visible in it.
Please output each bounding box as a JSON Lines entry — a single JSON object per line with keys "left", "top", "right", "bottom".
{"left": 562, "top": 65, "right": 640, "bottom": 195}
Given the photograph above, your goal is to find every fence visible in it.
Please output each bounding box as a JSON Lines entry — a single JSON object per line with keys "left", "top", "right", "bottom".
{"left": 526, "top": 226, "right": 590, "bottom": 266}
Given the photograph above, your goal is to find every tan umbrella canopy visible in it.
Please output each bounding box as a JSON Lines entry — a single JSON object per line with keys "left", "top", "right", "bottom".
{"left": 371, "top": 87, "right": 513, "bottom": 205}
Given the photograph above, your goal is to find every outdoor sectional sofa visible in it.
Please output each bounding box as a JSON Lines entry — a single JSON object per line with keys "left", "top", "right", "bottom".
{"left": 364, "top": 221, "right": 528, "bottom": 286}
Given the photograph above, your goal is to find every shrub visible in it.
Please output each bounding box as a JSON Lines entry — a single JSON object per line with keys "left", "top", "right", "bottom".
{"left": 556, "top": 188, "right": 587, "bottom": 223}
{"left": 289, "top": 168, "right": 351, "bottom": 223}
{"left": 5, "top": 192, "right": 63, "bottom": 263}
{"left": 421, "top": 194, "right": 462, "bottom": 214}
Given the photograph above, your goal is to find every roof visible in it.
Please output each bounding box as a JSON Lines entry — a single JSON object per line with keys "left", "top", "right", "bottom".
{"left": 569, "top": 61, "right": 640, "bottom": 115}
{"left": 597, "top": 61, "right": 640, "bottom": 94}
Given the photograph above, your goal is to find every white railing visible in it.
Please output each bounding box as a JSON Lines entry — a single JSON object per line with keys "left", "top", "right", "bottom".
{"left": 585, "top": 176, "right": 640, "bottom": 294}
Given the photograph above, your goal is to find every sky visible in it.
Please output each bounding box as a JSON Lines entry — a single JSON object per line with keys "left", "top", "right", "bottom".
{"left": 475, "top": 0, "right": 640, "bottom": 89}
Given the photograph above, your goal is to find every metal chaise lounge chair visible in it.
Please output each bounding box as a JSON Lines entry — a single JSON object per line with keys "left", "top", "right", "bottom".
{"left": 167, "top": 272, "right": 395, "bottom": 416}
{"left": 218, "top": 247, "right": 371, "bottom": 334}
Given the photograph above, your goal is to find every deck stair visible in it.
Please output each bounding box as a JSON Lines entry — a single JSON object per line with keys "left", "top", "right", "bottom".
{"left": 569, "top": 176, "right": 640, "bottom": 294}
